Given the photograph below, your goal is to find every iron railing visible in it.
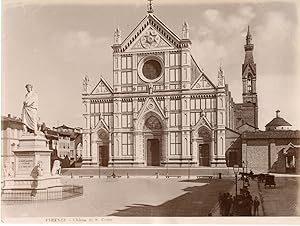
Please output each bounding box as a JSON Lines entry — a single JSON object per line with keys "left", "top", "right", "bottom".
{"left": 1, "top": 185, "right": 83, "bottom": 203}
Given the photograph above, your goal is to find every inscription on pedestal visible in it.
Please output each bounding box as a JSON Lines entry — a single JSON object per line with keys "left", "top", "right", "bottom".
{"left": 18, "top": 157, "right": 34, "bottom": 172}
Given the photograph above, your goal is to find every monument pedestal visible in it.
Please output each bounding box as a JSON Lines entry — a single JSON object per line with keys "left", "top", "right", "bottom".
{"left": 2, "top": 133, "right": 63, "bottom": 198}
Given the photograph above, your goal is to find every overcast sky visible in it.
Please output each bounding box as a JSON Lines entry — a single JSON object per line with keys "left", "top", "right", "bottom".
{"left": 2, "top": 0, "right": 299, "bottom": 130}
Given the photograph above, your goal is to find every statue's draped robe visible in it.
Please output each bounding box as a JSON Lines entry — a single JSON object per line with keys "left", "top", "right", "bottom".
{"left": 22, "top": 91, "right": 38, "bottom": 132}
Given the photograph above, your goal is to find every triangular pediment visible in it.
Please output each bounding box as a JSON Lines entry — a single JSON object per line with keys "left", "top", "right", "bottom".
{"left": 127, "top": 25, "right": 175, "bottom": 52}
{"left": 191, "top": 55, "right": 203, "bottom": 84}
{"left": 194, "top": 114, "right": 212, "bottom": 130}
{"left": 91, "top": 77, "right": 113, "bottom": 95}
{"left": 93, "top": 116, "right": 110, "bottom": 132}
{"left": 191, "top": 73, "right": 216, "bottom": 90}
{"left": 120, "top": 14, "right": 181, "bottom": 53}
{"left": 192, "top": 113, "right": 212, "bottom": 138}
{"left": 136, "top": 97, "right": 166, "bottom": 129}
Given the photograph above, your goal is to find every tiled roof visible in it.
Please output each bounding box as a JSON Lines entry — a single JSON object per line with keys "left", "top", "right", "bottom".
{"left": 265, "top": 117, "right": 292, "bottom": 127}
{"left": 236, "top": 123, "right": 258, "bottom": 130}
{"left": 242, "top": 130, "right": 300, "bottom": 139}
{"left": 1, "top": 116, "right": 22, "bottom": 123}
{"left": 286, "top": 147, "right": 300, "bottom": 156}
{"left": 54, "top": 124, "right": 74, "bottom": 130}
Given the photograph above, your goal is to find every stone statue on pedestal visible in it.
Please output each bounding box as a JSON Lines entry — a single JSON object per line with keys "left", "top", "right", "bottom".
{"left": 114, "top": 26, "right": 122, "bottom": 45}
{"left": 83, "top": 75, "right": 89, "bottom": 93}
{"left": 22, "top": 84, "right": 39, "bottom": 135}
{"left": 217, "top": 64, "right": 225, "bottom": 87}
{"left": 182, "top": 21, "right": 189, "bottom": 39}
{"left": 2, "top": 84, "right": 64, "bottom": 199}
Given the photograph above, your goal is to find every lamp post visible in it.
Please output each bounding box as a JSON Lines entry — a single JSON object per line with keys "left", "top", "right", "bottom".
{"left": 166, "top": 156, "right": 169, "bottom": 177}
{"left": 233, "top": 165, "right": 240, "bottom": 197}
{"left": 98, "top": 148, "right": 101, "bottom": 179}
{"left": 112, "top": 158, "right": 116, "bottom": 178}
{"left": 188, "top": 157, "right": 191, "bottom": 180}
{"left": 242, "top": 161, "right": 245, "bottom": 187}
{"left": 99, "top": 162, "right": 101, "bottom": 179}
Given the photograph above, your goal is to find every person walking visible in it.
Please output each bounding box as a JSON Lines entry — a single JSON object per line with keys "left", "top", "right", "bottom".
{"left": 253, "top": 196, "right": 260, "bottom": 216}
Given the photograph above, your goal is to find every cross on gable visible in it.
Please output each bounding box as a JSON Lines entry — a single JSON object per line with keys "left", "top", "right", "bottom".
{"left": 147, "top": 0, "right": 154, "bottom": 13}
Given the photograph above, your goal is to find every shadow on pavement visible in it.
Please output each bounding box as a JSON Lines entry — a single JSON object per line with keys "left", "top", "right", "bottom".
{"left": 109, "top": 179, "right": 233, "bottom": 217}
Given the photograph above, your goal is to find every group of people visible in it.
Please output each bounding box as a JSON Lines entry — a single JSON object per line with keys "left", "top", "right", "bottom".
{"left": 218, "top": 190, "right": 260, "bottom": 216}
{"left": 218, "top": 192, "right": 235, "bottom": 216}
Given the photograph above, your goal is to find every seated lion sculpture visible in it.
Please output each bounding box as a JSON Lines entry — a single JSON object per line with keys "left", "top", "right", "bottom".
{"left": 52, "top": 160, "right": 61, "bottom": 176}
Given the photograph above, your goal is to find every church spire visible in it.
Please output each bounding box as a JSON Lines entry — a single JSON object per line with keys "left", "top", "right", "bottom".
{"left": 241, "top": 25, "right": 258, "bottom": 129}
{"left": 246, "top": 25, "right": 252, "bottom": 45}
{"left": 244, "top": 25, "right": 254, "bottom": 64}
{"left": 147, "top": 0, "right": 154, "bottom": 14}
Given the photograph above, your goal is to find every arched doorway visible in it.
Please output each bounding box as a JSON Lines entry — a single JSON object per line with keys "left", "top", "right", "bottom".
{"left": 198, "top": 126, "right": 212, "bottom": 166}
{"left": 97, "top": 129, "right": 109, "bottom": 167}
{"left": 144, "top": 115, "right": 162, "bottom": 166}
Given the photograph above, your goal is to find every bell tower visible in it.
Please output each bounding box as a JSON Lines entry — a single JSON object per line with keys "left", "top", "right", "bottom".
{"left": 241, "top": 26, "right": 258, "bottom": 128}
{"left": 242, "top": 26, "right": 257, "bottom": 103}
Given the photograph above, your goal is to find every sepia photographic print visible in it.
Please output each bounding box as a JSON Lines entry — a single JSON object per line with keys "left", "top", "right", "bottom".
{"left": 1, "top": 0, "right": 300, "bottom": 224}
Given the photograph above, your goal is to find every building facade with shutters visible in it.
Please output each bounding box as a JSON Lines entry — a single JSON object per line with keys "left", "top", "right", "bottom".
{"left": 81, "top": 5, "right": 258, "bottom": 168}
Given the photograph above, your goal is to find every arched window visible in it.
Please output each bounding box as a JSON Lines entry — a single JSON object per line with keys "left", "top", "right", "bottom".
{"left": 145, "top": 116, "right": 162, "bottom": 130}
{"left": 247, "top": 74, "right": 252, "bottom": 92}
{"left": 221, "top": 137, "right": 224, "bottom": 155}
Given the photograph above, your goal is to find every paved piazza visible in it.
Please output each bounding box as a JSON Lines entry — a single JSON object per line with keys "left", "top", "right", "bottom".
{"left": 260, "top": 176, "right": 300, "bottom": 216}
{"left": 1, "top": 177, "right": 233, "bottom": 218}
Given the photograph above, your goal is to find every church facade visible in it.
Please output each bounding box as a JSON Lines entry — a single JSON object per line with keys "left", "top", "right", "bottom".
{"left": 81, "top": 5, "right": 258, "bottom": 167}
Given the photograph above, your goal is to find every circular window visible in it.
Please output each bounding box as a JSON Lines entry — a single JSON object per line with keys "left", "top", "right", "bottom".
{"left": 142, "top": 60, "right": 162, "bottom": 80}
{"left": 138, "top": 56, "right": 164, "bottom": 83}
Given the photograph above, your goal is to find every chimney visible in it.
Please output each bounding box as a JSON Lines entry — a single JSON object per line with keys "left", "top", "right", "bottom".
{"left": 276, "top": 110, "right": 280, "bottom": 118}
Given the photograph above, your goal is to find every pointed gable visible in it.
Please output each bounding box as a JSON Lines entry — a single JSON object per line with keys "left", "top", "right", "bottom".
{"left": 136, "top": 97, "right": 166, "bottom": 122}
{"left": 242, "top": 63, "right": 256, "bottom": 78}
{"left": 194, "top": 113, "right": 212, "bottom": 130}
{"left": 192, "top": 113, "right": 213, "bottom": 139}
{"left": 191, "top": 73, "right": 216, "bottom": 90}
{"left": 190, "top": 55, "right": 216, "bottom": 90}
{"left": 128, "top": 26, "right": 174, "bottom": 52}
{"left": 91, "top": 77, "right": 113, "bottom": 95}
{"left": 120, "top": 14, "right": 181, "bottom": 53}
{"left": 94, "top": 116, "right": 110, "bottom": 132}
{"left": 191, "top": 55, "right": 202, "bottom": 84}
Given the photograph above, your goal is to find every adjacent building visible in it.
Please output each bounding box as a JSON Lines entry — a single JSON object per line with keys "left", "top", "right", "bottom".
{"left": 44, "top": 125, "right": 83, "bottom": 159}
{"left": 242, "top": 110, "right": 300, "bottom": 173}
{"left": 81, "top": 4, "right": 258, "bottom": 168}
{"left": 1, "top": 114, "right": 23, "bottom": 177}
{"left": 1, "top": 117, "right": 83, "bottom": 174}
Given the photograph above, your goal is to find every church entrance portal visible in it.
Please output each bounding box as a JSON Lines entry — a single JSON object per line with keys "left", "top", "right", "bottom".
{"left": 143, "top": 115, "right": 163, "bottom": 166}
{"left": 147, "top": 139, "right": 160, "bottom": 166}
{"left": 99, "top": 145, "right": 109, "bottom": 167}
{"left": 197, "top": 126, "right": 212, "bottom": 167}
{"left": 199, "top": 144, "right": 210, "bottom": 166}
{"left": 97, "top": 128, "right": 109, "bottom": 167}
